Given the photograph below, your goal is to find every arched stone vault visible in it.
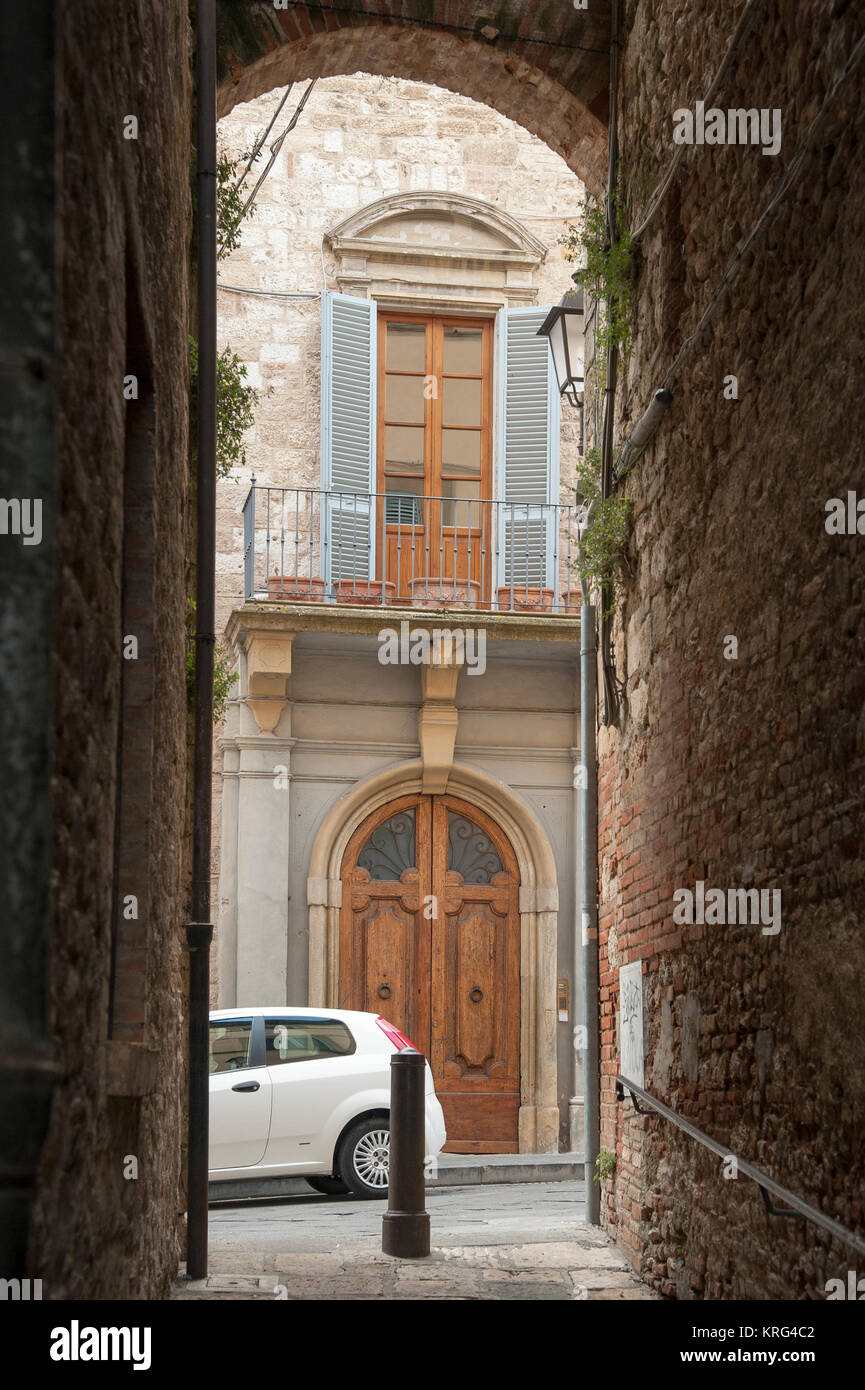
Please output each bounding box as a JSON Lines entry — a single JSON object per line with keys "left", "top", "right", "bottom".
{"left": 216, "top": 6, "right": 610, "bottom": 193}
{"left": 306, "top": 758, "right": 561, "bottom": 1153}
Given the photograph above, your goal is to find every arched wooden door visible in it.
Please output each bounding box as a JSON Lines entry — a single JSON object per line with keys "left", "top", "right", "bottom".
{"left": 339, "top": 794, "right": 521, "bottom": 1152}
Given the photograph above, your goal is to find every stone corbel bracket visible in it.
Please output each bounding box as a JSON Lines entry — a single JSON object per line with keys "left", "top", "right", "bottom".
{"left": 243, "top": 629, "right": 295, "bottom": 734}
{"left": 418, "top": 653, "right": 462, "bottom": 794}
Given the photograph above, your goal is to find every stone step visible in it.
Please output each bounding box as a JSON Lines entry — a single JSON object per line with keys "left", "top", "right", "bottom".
{"left": 430, "top": 1151, "right": 585, "bottom": 1187}
{"left": 209, "top": 1153, "right": 585, "bottom": 1203}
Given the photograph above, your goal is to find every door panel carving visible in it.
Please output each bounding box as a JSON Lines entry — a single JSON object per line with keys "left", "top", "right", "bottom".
{"left": 339, "top": 793, "right": 519, "bottom": 1152}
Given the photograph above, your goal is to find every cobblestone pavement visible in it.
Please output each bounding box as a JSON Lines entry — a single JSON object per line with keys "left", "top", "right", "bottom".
{"left": 172, "top": 1181, "right": 660, "bottom": 1301}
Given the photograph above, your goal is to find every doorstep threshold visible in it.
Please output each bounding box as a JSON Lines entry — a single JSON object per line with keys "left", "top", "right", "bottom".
{"left": 430, "top": 1151, "right": 584, "bottom": 1187}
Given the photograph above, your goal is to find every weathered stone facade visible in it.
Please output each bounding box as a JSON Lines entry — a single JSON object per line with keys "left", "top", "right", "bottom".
{"left": 1, "top": 0, "right": 856, "bottom": 1303}
{"left": 216, "top": 0, "right": 610, "bottom": 192}
{"left": 215, "top": 73, "right": 584, "bottom": 619}
{"left": 597, "top": 0, "right": 865, "bottom": 1298}
{"left": 216, "top": 0, "right": 865, "bottom": 1297}
{"left": 213, "top": 76, "right": 588, "bottom": 1152}
{"left": 22, "top": 0, "right": 193, "bottom": 1300}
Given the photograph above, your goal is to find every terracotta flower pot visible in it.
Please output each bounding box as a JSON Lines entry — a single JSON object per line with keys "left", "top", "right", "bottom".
{"left": 333, "top": 578, "right": 396, "bottom": 606}
{"left": 409, "top": 577, "right": 481, "bottom": 610}
{"left": 267, "top": 576, "right": 325, "bottom": 601}
{"left": 497, "top": 585, "right": 555, "bottom": 612}
{"left": 560, "top": 586, "right": 584, "bottom": 612}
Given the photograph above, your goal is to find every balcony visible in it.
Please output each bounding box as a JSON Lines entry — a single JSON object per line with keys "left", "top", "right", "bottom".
{"left": 241, "top": 485, "right": 583, "bottom": 617}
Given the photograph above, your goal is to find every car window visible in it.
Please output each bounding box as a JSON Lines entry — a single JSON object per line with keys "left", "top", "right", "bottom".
{"left": 209, "top": 1019, "right": 253, "bottom": 1074}
{"left": 265, "top": 1018, "right": 356, "bottom": 1066}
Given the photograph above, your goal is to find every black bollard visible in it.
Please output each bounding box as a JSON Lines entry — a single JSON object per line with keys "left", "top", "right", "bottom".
{"left": 381, "top": 1048, "right": 431, "bottom": 1258}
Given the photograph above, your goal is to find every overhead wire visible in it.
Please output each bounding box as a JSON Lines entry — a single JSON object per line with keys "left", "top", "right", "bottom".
{"left": 614, "top": 20, "right": 865, "bottom": 485}
{"left": 631, "top": 0, "right": 771, "bottom": 243}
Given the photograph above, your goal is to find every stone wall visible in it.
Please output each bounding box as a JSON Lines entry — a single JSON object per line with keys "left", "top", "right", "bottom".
{"left": 26, "top": 0, "right": 192, "bottom": 1300}
{"left": 598, "top": 0, "right": 865, "bottom": 1298}
{"left": 215, "top": 0, "right": 610, "bottom": 191}
{"left": 213, "top": 74, "right": 586, "bottom": 997}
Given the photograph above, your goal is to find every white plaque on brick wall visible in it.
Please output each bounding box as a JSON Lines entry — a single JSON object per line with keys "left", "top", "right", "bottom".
{"left": 619, "top": 960, "right": 644, "bottom": 1088}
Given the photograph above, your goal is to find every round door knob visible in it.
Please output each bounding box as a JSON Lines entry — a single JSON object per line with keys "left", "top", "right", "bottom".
{"left": 469, "top": 987, "right": 483, "bottom": 1003}
{"left": 378, "top": 983, "right": 392, "bottom": 1000}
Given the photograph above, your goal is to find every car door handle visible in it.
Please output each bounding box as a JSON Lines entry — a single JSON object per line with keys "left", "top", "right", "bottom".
{"left": 231, "top": 1080, "right": 261, "bottom": 1092}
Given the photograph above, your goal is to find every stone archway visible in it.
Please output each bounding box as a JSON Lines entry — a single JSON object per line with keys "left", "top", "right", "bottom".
{"left": 217, "top": 10, "right": 610, "bottom": 192}
{"left": 307, "top": 758, "right": 560, "bottom": 1152}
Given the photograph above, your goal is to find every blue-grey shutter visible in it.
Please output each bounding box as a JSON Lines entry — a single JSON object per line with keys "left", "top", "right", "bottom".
{"left": 495, "top": 306, "right": 560, "bottom": 594}
{"left": 321, "top": 291, "right": 377, "bottom": 586}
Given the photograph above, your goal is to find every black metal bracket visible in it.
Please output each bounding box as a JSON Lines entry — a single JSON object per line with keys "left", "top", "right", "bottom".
{"left": 759, "top": 1185, "right": 805, "bottom": 1220}
{"left": 616, "top": 1079, "right": 652, "bottom": 1114}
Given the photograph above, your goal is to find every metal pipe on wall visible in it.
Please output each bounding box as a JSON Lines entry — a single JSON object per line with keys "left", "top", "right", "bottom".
{"left": 186, "top": 0, "right": 217, "bottom": 1283}
{"left": 580, "top": 588, "right": 600, "bottom": 1225}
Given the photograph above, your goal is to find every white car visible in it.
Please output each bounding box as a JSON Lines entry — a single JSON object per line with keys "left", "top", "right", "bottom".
{"left": 208, "top": 1007, "right": 447, "bottom": 1199}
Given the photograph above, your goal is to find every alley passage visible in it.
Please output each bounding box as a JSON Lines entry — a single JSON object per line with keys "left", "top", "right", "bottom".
{"left": 173, "top": 1181, "right": 659, "bottom": 1301}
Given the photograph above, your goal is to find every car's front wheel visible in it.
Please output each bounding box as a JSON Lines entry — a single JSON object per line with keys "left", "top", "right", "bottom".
{"left": 338, "top": 1118, "right": 391, "bottom": 1199}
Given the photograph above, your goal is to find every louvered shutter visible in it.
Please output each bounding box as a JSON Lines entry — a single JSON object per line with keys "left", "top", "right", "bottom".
{"left": 320, "top": 291, "right": 377, "bottom": 587}
{"left": 495, "top": 306, "right": 560, "bottom": 593}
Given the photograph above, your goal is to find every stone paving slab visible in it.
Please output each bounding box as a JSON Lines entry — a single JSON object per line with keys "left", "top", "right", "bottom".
{"left": 172, "top": 1181, "right": 660, "bottom": 1302}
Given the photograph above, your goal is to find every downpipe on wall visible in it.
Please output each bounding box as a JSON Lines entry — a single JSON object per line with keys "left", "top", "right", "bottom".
{"left": 579, "top": 510, "right": 600, "bottom": 1225}
{"left": 186, "top": 0, "right": 217, "bottom": 1283}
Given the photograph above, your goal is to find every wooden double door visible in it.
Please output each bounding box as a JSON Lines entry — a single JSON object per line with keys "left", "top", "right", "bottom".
{"left": 339, "top": 794, "right": 520, "bottom": 1152}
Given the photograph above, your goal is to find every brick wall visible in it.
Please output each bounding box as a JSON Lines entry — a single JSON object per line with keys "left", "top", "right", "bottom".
{"left": 598, "top": 0, "right": 865, "bottom": 1299}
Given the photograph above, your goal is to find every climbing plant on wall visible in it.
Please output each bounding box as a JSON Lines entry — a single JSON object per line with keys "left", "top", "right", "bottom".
{"left": 561, "top": 190, "right": 635, "bottom": 365}
{"left": 189, "top": 143, "right": 262, "bottom": 480}
{"left": 572, "top": 447, "right": 633, "bottom": 617}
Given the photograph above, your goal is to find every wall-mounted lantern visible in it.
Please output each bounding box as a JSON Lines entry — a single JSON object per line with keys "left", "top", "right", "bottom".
{"left": 537, "top": 286, "right": 585, "bottom": 409}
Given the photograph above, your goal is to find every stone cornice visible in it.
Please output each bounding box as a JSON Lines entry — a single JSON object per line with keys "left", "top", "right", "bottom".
{"left": 226, "top": 601, "right": 580, "bottom": 647}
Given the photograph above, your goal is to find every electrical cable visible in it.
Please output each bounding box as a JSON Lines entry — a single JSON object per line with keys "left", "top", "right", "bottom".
{"left": 661, "top": 24, "right": 865, "bottom": 393}
{"left": 631, "top": 0, "right": 770, "bottom": 243}
{"left": 613, "top": 23, "right": 865, "bottom": 485}
{"left": 217, "top": 282, "right": 321, "bottom": 298}
{"left": 234, "top": 85, "right": 294, "bottom": 193}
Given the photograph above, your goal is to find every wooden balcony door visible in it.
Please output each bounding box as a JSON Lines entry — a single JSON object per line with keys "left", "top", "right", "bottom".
{"left": 339, "top": 794, "right": 521, "bottom": 1153}
{"left": 377, "top": 313, "right": 493, "bottom": 604}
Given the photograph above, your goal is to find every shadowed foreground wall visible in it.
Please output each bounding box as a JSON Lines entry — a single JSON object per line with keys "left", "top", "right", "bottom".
{"left": 24, "top": 0, "right": 192, "bottom": 1300}
{"left": 598, "top": 0, "right": 865, "bottom": 1299}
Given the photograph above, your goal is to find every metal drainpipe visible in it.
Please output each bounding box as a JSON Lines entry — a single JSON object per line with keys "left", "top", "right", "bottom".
{"left": 186, "top": 0, "right": 217, "bottom": 1283}
{"left": 579, "top": 546, "right": 600, "bottom": 1225}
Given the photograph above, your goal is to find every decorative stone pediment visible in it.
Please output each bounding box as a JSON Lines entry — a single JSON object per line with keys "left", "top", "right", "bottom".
{"left": 326, "top": 191, "right": 547, "bottom": 310}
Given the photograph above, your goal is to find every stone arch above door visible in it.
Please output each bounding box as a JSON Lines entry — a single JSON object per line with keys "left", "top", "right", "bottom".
{"left": 306, "top": 758, "right": 559, "bottom": 1152}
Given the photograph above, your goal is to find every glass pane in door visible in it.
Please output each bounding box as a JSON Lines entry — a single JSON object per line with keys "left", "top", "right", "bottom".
{"left": 442, "top": 377, "right": 482, "bottom": 427}
{"left": 442, "top": 325, "right": 483, "bottom": 374}
{"left": 386, "top": 374, "right": 425, "bottom": 424}
{"left": 386, "top": 322, "right": 426, "bottom": 371}
{"left": 385, "top": 425, "right": 425, "bottom": 474}
{"left": 442, "top": 429, "right": 481, "bottom": 478}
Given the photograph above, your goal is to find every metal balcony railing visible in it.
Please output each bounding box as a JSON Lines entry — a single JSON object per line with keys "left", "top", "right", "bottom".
{"left": 241, "top": 484, "right": 583, "bottom": 615}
